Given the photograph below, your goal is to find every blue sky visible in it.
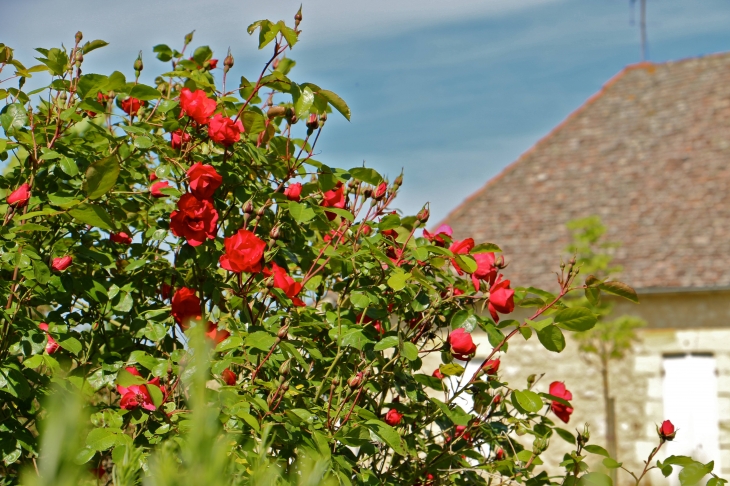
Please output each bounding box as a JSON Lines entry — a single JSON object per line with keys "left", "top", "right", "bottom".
{"left": 3, "top": 0, "right": 730, "bottom": 222}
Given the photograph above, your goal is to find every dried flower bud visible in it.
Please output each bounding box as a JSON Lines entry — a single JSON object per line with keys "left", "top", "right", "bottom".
{"left": 265, "top": 276, "right": 275, "bottom": 289}
{"left": 306, "top": 113, "right": 318, "bottom": 130}
{"left": 362, "top": 188, "right": 372, "bottom": 199}
{"left": 243, "top": 201, "right": 254, "bottom": 214}
{"left": 224, "top": 49, "right": 234, "bottom": 72}
{"left": 272, "top": 57, "right": 280, "bottom": 70}
{"left": 393, "top": 174, "right": 403, "bottom": 187}
{"left": 267, "top": 106, "right": 287, "bottom": 119}
{"left": 533, "top": 437, "right": 549, "bottom": 454}
{"left": 184, "top": 31, "right": 195, "bottom": 46}
{"left": 277, "top": 324, "right": 289, "bottom": 340}
{"left": 331, "top": 378, "right": 340, "bottom": 386}
{"left": 279, "top": 359, "right": 291, "bottom": 376}
{"left": 75, "top": 31, "right": 83, "bottom": 44}
{"left": 527, "top": 374, "right": 537, "bottom": 386}
{"left": 74, "top": 51, "right": 83, "bottom": 63}
{"left": 256, "top": 206, "right": 266, "bottom": 218}
{"left": 133, "top": 51, "right": 144, "bottom": 73}
{"left": 281, "top": 381, "right": 290, "bottom": 391}
{"left": 269, "top": 225, "right": 281, "bottom": 240}
{"left": 417, "top": 206, "right": 430, "bottom": 223}
{"left": 347, "top": 372, "right": 363, "bottom": 389}
{"left": 294, "top": 7, "right": 303, "bottom": 27}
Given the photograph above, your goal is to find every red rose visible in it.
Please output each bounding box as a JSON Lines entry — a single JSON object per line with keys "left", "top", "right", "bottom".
{"left": 495, "top": 448, "right": 505, "bottom": 460}
{"left": 449, "top": 238, "right": 475, "bottom": 275}
{"left": 170, "top": 194, "right": 219, "bottom": 246}
{"left": 488, "top": 276, "right": 515, "bottom": 322}
{"left": 51, "top": 256, "right": 72, "bottom": 272}
{"left": 263, "top": 263, "right": 305, "bottom": 307}
{"left": 161, "top": 283, "right": 172, "bottom": 301}
{"left": 150, "top": 172, "right": 158, "bottom": 181}
{"left": 658, "top": 420, "right": 676, "bottom": 441}
{"left": 171, "top": 129, "right": 191, "bottom": 149}
{"left": 471, "top": 252, "right": 497, "bottom": 290}
{"left": 38, "top": 322, "right": 59, "bottom": 354}
{"left": 549, "top": 381, "right": 574, "bottom": 423}
{"left": 219, "top": 229, "right": 266, "bottom": 274}
{"left": 448, "top": 328, "right": 477, "bottom": 361}
{"left": 482, "top": 358, "right": 500, "bottom": 375}
{"left": 121, "top": 97, "right": 143, "bottom": 115}
{"left": 322, "top": 183, "right": 346, "bottom": 220}
{"left": 432, "top": 369, "right": 444, "bottom": 380}
{"left": 423, "top": 224, "right": 452, "bottom": 246}
{"left": 186, "top": 163, "right": 222, "bottom": 200}
{"left": 453, "top": 287, "right": 465, "bottom": 296}
{"left": 179, "top": 88, "right": 217, "bottom": 125}
{"left": 116, "top": 367, "right": 165, "bottom": 411}
{"left": 208, "top": 113, "right": 243, "bottom": 146}
{"left": 284, "top": 182, "right": 302, "bottom": 202}
{"left": 171, "top": 287, "right": 201, "bottom": 328}
{"left": 221, "top": 368, "right": 236, "bottom": 386}
{"left": 206, "top": 59, "right": 218, "bottom": 69}
{"left": 110, "top": 232, "right": 133, "bottom": 245}
{"left": 373, "top": 182, "right": 387, "bottom": 200}
{"left": 150, "top": 181, "right": 169, "bottom": 198}
{"left": 361, "top": 223, "right": 372, "bottom": 236}
{"left": 384, "top": 409, "right": 403, "bottom": 426}
{"left": 7, "top": 183, "right": 31, "bottom": 207}
{"left": 205, "top": 321, "right": 230, "bottom": 345}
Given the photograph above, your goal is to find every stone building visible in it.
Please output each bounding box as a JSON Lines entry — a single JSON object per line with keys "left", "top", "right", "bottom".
{"left": 437, "top": 53, "right": 730, "bottom": 483}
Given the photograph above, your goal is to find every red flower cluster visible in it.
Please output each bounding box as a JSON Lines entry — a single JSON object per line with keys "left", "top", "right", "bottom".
{"left": 116, "top": 367, "right": 165, "bottom": 411}
{"left": 264, "top": 263, "right": 305, "bottom": 307}
{"left": 219, "top": 229, "right": 266, "bottom": 274}
{"left": 179, "top": 88, "right": 217, "bottom": 125}
{"left": 170, "top": 194, "right": 218, "bottom": 246}
{"left": 7, "top": 183, "right": 30, "bottom": 207}
{"left": 51, "top": 256, "right": 72, "bottom": 272}
{"left": 38, "top": 322, "right": 59, "bottom": 354}
{"left": 488, "top": 276, "right": 514, "bottom": 323}
{"left": 171, "top": 287, "right": 201, "bottom": 329}
{"left": 110, "top": 232, "right": 133, "bottom": 245}
{"left": 209, "top": 113, "right": 243, "bottom": 146}
{"left": 121, "top": 97, "right": 144, "bottom": 116}
{"left": 549, "top": 381, "right": 574, "bottom": 423}
{"left": 448, "top": 328, "right": 477, "bottom": 361}
{"left": 284, "top": 182, "right": 302, "bottom": 202}
{"left": 187, "top": 163, "right": 223, "bottom": 200}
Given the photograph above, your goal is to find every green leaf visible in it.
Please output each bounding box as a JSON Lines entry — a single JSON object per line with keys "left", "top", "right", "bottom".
{"left": 1, "top": 104, "right": 28, "bottom": 133}
{"left": 129, "top": 84, "right": 161, "bottom": 101}
{"left": 340, "top": 329, "right": 372, "bottom": 350}
{"left": 68, "top": 203, "right": 115, "bottom": 230}
{"left": 153, "top": 44, "right": 173, "bottom": 62}
{"left": 513, "top": 389, "right": 543, "bottom": 413}
{"left": 401, "top": 342, "right": 419, "bottom": 361}
{"left": 430, "top": 398, "right": 471, "bottom": 426}
{"left": 438, "top": 363, "right": 464, "bottom": 377}
{"left": 59, "top": 157, "right": 79, "bottom": 176}
{"left": 86, "top": 428, "right": 119, "bottom": 451}
{"left": 242, "top": 111, "right": 266, "bottom": 135}
{"left": 116, "top": 368, "right": 147, "bottom": 387}
{"left": 364, "top": 420, "right": 406, "bottom": 456}
{"left": 319, "top": 89, "right": 351, "bottom": 121}
{"left": 245, "top": 331, "right": 277, "bottom": 351}
{"left": 288, "top": 201, "right": 316, "bottom": 223}
{"left": 554, "top": 307, "right": 597, "bottom": 332}
{"left": 536, "top": 325, "right": 566, "bottom": 353}
{"left": 350, "top": 291, "right": 370, "bottom": 309}
{"left": 598, "top": 281, "right": 639, "bottom": 303}
{"left": 146, "top": 384, "right": 164, "bottom": 408}
{"left": 678, "top": 461, "right": 713, "bottom": 486}
{"left": 82, "top": 40, "right": 108, "bottom": 54}
{"left": 84, "top": 156, "right": 120, "bottom": 199}
{"left": 59, "top": 337, "right": 82, "bottom": 356}
{"left": 585, "top": 287, "right": 601, "bottom": 306}
{"left": 293, "top": 86, "right": 314, "bottom": 119}
{"left": 348, "top": 167, "right": 382, "bottom": 185}
{"left": 584, "top": 445, "right": 610, "bottom": 457}
{"left": 387, "top": 270, "right": 411, "bottom": 291}
{"left": 472, "top": 242, "right": 501, "bottom": 253}
{"left": 33, "top": 260, "right": 50, "bottom": 284}
{"left": 454, "top": 254, "right": 477, "bottom": 274}
{"left": 413, "top": 374, "right": 442, "bottom": 390}
{"left": 577, "top": 472, "right": 613, "bottom": 486}
{"left": 602, "top": 458, "right": 622, "bottom": 469}
{"left": 0, "top": 367, "right": 30, "bottom": 399}
{"left": 555, "top": 428, "right": 576, "bottom": 444}
{"left": 373, "top": 336, "right": 399, "bottom": 351}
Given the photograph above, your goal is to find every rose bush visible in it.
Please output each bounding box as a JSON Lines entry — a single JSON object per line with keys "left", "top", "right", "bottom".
{"left": 0, "top": 10, "right": 722, "bottom": 486}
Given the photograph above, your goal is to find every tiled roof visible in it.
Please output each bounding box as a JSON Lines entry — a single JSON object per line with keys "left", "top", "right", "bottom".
{"left": 441, "top": 53, "right": 730, "bottom": 291}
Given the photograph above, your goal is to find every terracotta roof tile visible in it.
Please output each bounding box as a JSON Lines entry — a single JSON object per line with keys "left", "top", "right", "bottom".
{"left": 441, "top": 53, "right": 730, "bottom": 291}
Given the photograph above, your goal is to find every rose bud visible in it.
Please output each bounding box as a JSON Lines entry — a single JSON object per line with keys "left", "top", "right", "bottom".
{"left": 150, "top": 181, "right": 170, "bottom": 198}
{"left": 417, "top": 206, "right": 430, "bottom": 223}
{"left": 347, "top": 372, "right": 364, "bottom": 389}
{"left": 110, "top": 232, "right": 133, "bottom": 245}
{"left": 277, "top": 324, "right": 290, "bottom": 340}
{"left": 393, "top": 174, "right": 403, "bottom": 187}
{"left": 224, "top": 50, "right": 234, "bottom": 72}
{"left": 482, "top": 359, "right": 500, "bottom": 376}
{"left": 279, "top": 359, "right": 291, "bottom": 376}
{"left": 384, "top": 409, "right": 403, "bottom": 426}
{"left": 373, "top": 182, "right": 387, "bottom": 200}
{"left": 221, "top": 368, "right": 236, "bottom": 386}
{"left": 38, "top": 322, "right": 59, "bottom": 354}
{"left": 7, "top": 183, "right": 31, "bottom": 207}
{"left": 495, "top": 448, "right": 505, "bottom": 461}
{"left": 149, "top": 172, "right": 158, "bottom": 181}
{"left": 658, "top": 420, "right": 676, "bottom": 441}
{"left": 284, "top": 182, "right": 302, "bottom": 202}
{"left": 432, "top": 368, "right": 444, "bottom": 380}
{"left": 549, "top": 381, "right": 574, "bottom": 423}
{"left": 448, "top": 328, "right": 477, "bottom": 361}
{"left": 51, "top": 256, "right": 72, "bottom": 272}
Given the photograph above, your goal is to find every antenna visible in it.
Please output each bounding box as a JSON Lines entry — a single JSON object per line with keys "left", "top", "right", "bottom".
{"left": 630, "top": 0, "right": 648, "bottom": 61}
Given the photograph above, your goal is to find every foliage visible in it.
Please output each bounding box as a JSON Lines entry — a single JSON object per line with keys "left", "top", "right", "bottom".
{"left": 0, "top": 12, "right": 722, "bottom": 486}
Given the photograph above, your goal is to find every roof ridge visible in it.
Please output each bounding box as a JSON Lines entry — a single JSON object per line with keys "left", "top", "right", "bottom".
{"left": 435, "top": 51, "right": 730, "bottom": 230}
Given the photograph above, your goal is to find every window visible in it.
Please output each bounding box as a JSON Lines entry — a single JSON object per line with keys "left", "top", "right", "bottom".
{"left": 662, "top": 353, "right": 720, "bottom": 484}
